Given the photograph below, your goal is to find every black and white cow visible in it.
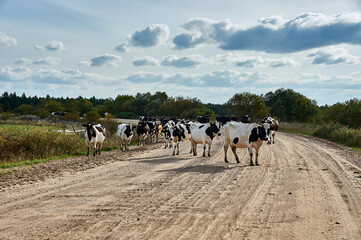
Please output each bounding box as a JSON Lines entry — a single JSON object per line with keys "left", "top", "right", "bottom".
{"left": 147, "top": 120, "right": 156, "bottom": 144}
{"left": 190, "top": 122, "right": 220, "bottom": 157}
{"left": 215, "top": 116, "right": 238, "bottom": 125}
{"left": 241, "top": 115, "right": 251, "bottom": 123}
{"left": 137, "top": 121, "right": 149, "bottom": 146}
{"left": 170, "top": 121, "right": 193, "bottom": 155}
{"left": 116, "top": 123, "right": 134, "bottom": 150}
{"left": 82, "top": 122, "right": 106, "bottom": 157}
{"left": 162, "top": 120, "right": 176, "bottom": 148}
{"left": 197, "top": 116, "right": 209, "bottom": 123}
{"left": 222, "top": 121, "right": 271, "bottom": 165}
{"left": 262, "top": 117, "right": 279, "bottom": 144}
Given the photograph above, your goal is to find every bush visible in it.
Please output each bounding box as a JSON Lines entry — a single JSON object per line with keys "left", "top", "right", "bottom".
{"left": 313, "top": 123, "right": 361, "bottom": 148}
{"left": 100, "top": 117, "right": 119, "bottom": 136}
{"left": 84, "top": 110, "right": 100, "bottom": 122}
{"left": 0, "top": 127, "right": 85, "bottom": 163}
{"left": 1, "top": 112, "right": 12, "bottom": 121}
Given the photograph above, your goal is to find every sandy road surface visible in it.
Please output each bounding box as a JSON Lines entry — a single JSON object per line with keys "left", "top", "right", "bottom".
{"left": 0, "top": 133, "right": 361, "bottom": 239}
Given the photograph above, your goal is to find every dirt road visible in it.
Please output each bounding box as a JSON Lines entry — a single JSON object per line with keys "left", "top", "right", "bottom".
{"left": 1, "top": 133, "right": 361, "bottom": 239}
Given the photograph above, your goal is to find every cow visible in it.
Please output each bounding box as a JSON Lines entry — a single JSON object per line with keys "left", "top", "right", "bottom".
{"left": 197, "top": 116, "right": 209, "bottom": 123}
{"left": 170, "top": 121, "right": 193, "bottom": 155}
{"left": 137, "top": 121, "right": 149, "bottom": 146}
{"left": 222, "top": 121, "right": 272, "bottom": 165}
{"left": 155, "top": 121, "right": 162, "bottom": 142}
{"left": 147, "top": 120, "right": 156, "bottom": 144}
{"left": 190, "top": 122, "right": 220, "bottom": 157}
{"left": 162, "top": 120, "right": 176, "bottom": 148}
{"left": 241, "top": 115, "right": 251, "bottom": 123}
{"left": 215, "top": 116, "right": 238, "bottom": 125}
{"left": 82, "top": 122, "right": 106, "bottom": 157}
{"left": 116, "top": 123, "right": 134, "bottom": 150}
{"left": 262, "top": 117, "right": 279, "bottom": 144}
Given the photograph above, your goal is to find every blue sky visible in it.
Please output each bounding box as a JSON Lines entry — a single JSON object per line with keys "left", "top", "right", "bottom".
{"left": 1, "top": 0, "right": 361, "bottom": 105}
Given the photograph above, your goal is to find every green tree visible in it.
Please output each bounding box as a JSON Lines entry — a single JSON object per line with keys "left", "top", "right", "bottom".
{"left": 76, "top": 99, "right": 93, "bottom": 116}
{"left": 14, "top": 104, "right": 35, "bottom": 115}
{"left": 84, "top": 110, "right": 100, "bottom": 122}
{"left": 44, "top": 100, "right": 62, "bottom": 113}
{"left": 263, "top": 88, "right": 319, "bottom": 122}
{"left": 227, "top": 92, "right": 269, "bottom": 122}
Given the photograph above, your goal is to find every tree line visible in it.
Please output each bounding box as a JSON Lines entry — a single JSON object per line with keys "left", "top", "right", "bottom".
{"left": 0, "top": 89, "right": 360, "bottom": 129}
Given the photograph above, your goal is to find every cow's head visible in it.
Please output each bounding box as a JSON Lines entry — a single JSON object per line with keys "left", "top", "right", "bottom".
{"left": 249, "top": 123, "right": 271, "bottom": 142}
{"left": 124, "top": 124, "right": 133, "bottom": 138}
{"left": 82, "top": 122, "right": 96, "bottom": 141}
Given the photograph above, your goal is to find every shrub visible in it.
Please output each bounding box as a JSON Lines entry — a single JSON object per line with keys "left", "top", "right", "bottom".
{"left": 313, "top": 123, "right": 361, "bottom": 148}
{"left": 1, "top": 112, "right": 12, "bottom": 121}
{"left": 0, "top": 127, "right": 85, "bottom": 163}
{"left": 84, "top": 110, "right": 100, "bottom": 122}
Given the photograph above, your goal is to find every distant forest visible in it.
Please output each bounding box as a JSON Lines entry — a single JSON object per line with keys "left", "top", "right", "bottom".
{"left": 0, "top": 88, "right": 360, "bottom": 129}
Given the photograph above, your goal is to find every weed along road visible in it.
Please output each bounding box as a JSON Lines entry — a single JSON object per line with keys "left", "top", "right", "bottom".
{"left": 0, "top": 133, "right": 361, "bottom": 239}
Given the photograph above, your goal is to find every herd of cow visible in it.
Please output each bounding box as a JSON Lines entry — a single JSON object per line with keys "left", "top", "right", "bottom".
{"left": 81, "top": 115, "right": 279, "bottom": 166}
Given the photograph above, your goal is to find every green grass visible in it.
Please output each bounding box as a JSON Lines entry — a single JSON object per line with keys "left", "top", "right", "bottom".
{"left": 0, "top": 140, "right": 139, "bottom": 170}
{"left": 279, "top": 122, "right": 320, "bottom": 136}
{"left": 0, "top": 123, "right": 58, "bottom": 131}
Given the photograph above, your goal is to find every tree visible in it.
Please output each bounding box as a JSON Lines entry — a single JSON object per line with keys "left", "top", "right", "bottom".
{"left": 44, "top": 100, "right": 62, "bottom": 113}
{"left": 263, "top": 88, "right": 319, "bottom": 122}
{"left": 84, "top": 110, "right": 100, "bottom": 122}
{"left": 14, "top": 104, "right": 35, "bottom": 115}
{"left": 76, "top": 99, "right": 93, "bottom": 116}
{"left": 227, "top": 92, "right": 269, "bottom": 122}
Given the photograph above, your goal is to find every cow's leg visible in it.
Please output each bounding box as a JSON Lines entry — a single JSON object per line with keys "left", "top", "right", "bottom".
{"left": 224, "top": 142, "right": 229, "bottom": 163}
{"left": 255, "top": 147, "right": 260, "bottom": 165}
{"left": 248, "top": 146, "right": 254, "bottom": 166}
{"left": 86, "top": 146, "right": 90, "bottom": 157}
{"left": 207, "top": 142, "right": 211, "bottom": 156}
{"left": 231, "top": 146, "right": 240, "bottom": 163}
{"left": 192, "top": 140, "right": 197, "bottom": 156}
{"left": 177, "top": 142, "right": 180, "bottom": 155}
{"left": 202, "top": 139, "right": 206, "bottom": 157}
{"left": 272, "top": 132, "right": 276, "bottom": 144}
{"left": 172, "top": 142, "right": 176, "bottom": 155}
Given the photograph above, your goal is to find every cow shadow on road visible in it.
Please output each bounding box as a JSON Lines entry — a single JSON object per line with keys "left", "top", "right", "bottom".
{"left": 157, "top": 164, "right": 248, "bottom": 175}
{"left": 131, "top": 156, "right": 189, "bottom": 164}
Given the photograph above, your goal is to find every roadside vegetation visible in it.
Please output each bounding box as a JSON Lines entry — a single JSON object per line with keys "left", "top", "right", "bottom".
{"left": 0, "top": 88, "right": 360, "bottom": 167}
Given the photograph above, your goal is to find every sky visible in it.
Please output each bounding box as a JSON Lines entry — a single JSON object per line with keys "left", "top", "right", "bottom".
{"left": 1, "top": 0, "right": 361, "bottom": 106}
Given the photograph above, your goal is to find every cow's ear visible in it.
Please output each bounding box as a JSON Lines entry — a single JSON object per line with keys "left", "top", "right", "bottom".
{"left": 82, "top": 123, "right": 87, "bottom": 127}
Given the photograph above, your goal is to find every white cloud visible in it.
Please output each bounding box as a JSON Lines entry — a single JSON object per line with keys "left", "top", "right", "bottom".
{"left": 0, "top": 66, "right": 32, "bottom": 81}
{"left": 14, "top": 58, "right": 32, "bottom": 65}
{"left": 213, "top": 53, "right": 299, "bottom": 68}
{"left": 35, "top": 40, "right": 66, "bottom": 51}
{"left": 33, "top": 57, "right": 61, "bottom": 65}
{"left": 0, "top": 32, "right": 17, "bottom": 47}
{"left": 308, "top": 47, "right": 361, "bottom": 65}
{"left": 89, "top": 54, "right": 122, "bottom": 67}
{"left": 173, "top": 12, "right": 361, "bottom": 53}
{"left": 161, "top": 55, "right": 208, "bottom": 68}
{"left": 115, "top": 24, "right": 169, "bottom": 52}
{"left": 133, "top": 56, "right": 159, "bottom": 66}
